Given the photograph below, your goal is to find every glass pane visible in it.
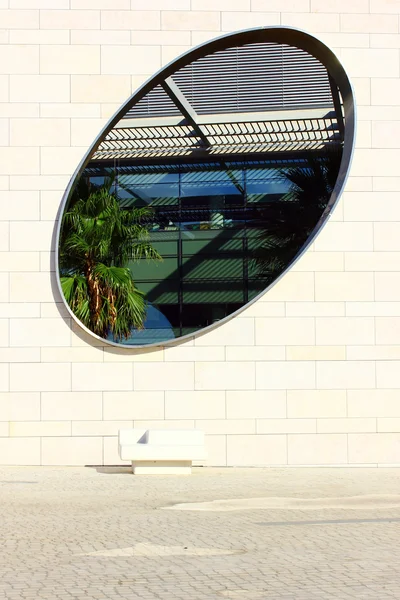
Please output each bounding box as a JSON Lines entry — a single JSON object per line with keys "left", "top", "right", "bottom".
{"left": 60, "top": 147, "right": 343, "bottom": 345}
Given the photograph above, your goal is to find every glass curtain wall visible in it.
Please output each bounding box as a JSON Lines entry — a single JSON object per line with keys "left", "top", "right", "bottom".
{"left": 80, "top": 154, "right": 331, "bottom": 345}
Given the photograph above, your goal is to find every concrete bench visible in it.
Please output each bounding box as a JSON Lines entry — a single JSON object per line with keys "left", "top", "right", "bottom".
{"left": 118, "top": 428, "right": 206, "bottom": 474}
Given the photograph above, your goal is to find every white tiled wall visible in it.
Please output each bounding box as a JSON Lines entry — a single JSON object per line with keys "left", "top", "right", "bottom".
{"left": 1, "top": 0, "right": 400, "bottom": 467}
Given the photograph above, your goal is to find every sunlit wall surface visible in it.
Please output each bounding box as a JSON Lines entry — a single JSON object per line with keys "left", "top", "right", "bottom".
{"left": 4, "top": 3, "right": 400, "bottom": 469}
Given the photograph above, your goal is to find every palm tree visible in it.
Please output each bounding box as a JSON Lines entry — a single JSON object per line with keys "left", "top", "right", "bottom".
{"left": 252, "top": 146, "right": 342, "bottom": 282}
{"left": 59, "top": 177, "right": 162, "bottom": 342}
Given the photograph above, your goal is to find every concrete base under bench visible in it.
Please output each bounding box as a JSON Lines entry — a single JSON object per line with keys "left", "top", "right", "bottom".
{"left": 118, "top": 429, "right": 206, "bottom": 475}
{"left": 132, "top": 460, "right": 192, "bottom": 475}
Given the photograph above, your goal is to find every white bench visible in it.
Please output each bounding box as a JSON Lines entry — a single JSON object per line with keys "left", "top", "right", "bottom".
{"left": 118, "top": 429, "right": 206, "bottom": 475}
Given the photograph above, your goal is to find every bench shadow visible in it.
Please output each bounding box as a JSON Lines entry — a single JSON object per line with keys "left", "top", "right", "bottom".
{"left": 86, "top": 466, "right": 132, "bottom": 475}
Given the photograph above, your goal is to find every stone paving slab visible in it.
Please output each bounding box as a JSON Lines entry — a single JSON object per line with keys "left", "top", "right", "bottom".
{"left": 1, "top": 467, "right": 400, "bottom": 599}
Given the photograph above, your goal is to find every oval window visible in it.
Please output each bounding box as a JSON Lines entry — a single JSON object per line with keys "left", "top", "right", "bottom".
{"left": 57, "top": 27, "right": 355, "bottom": 347}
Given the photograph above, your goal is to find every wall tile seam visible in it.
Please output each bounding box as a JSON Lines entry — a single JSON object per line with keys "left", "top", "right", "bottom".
{"left": 39, "top": 9, "right": 101, "bottom": 30}
{"left": 19, "top": 415, "right": 390, "bottom": 427}
{"left": 8, "top": 353, "right": 400, "bottom": 361}
{"left": 249, "top": 1, "right": 311, "bottom": 12}
{"left": 373, "top": 272, "right": 377, "bottom": 377}
{"left": 0, "top": 9, "right": 39, "bottom": 26}
{"left": 100, "top": 10, "right": 161, "bottom": 30}
{"left": 4, "top": 428, "right": 400, "bottom": 435}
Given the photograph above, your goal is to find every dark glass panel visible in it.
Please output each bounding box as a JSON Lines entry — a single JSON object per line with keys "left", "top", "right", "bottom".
{"left": 183, "top": 286, "right": 245, "bottom": 305}
{"left": 60, "top": 151, "right": 342, "bottom": 345}
{"left": 182, "top": 256, "right": 244, "bottom": 280}
{"left": 135, "top": 281, "right": 179, "bottom": 305}
{"left": 130, "top": 256, "right": 178, "bottom": 281}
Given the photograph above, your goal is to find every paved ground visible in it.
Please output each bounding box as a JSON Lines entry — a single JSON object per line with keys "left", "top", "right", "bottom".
{"left": 1, "top": 467, "right": 400, "bottom": 599}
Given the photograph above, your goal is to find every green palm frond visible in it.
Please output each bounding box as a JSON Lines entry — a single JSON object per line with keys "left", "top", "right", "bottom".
{"left": 113, "top": 288, "right": 147, "bottom": 340}
{"left": 129, "top": 241, "right": 162, "bottom": 262}
{"left": 92, "top": 264, "right": 133, "bottom": 287}
{"left": 59, "top": 178, "right": 160, "bottom": 341}
{"left": 63, "top": 233, "right": 91, "bottom": 257}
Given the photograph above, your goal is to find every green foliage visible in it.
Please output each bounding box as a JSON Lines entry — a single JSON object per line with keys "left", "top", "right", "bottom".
{"left": 59, "top": 177, "right": 162, "bottom": 341}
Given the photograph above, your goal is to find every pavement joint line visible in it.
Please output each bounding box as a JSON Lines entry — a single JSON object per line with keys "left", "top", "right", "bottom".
{"left": 257, "top": 517, "right": 400, "bottom": 526}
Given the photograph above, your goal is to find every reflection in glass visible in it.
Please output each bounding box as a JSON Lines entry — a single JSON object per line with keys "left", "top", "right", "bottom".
{"left": 59, "top": 36, "right": 345, "bottom": 346}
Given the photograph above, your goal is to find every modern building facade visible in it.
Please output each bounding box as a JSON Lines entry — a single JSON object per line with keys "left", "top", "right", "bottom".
{"left": 1, "top": 0, "right": 400, "bottom": 467}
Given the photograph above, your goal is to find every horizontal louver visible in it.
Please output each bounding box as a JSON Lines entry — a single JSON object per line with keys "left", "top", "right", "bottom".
{"left": 126, "top": 42, "right": 333, "bottom": 119}
{"left": 127, "top": 85, "right": 180, "bottom": 119}
{"left": 94, "top": 116, "right": 340, "bottom": 160}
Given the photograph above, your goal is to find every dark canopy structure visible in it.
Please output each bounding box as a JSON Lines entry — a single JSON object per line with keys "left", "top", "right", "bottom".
{"left": 93, "top": 41, "right": 344, "bottom": 161}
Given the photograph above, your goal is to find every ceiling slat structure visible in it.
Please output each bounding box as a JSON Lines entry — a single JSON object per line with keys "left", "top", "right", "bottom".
{"left": 92, "top": 41, "right": 344, "bottom": 162}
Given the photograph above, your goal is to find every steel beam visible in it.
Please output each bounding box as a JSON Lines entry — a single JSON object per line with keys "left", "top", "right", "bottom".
{"left": 161, "top": 77, "right": 211, "bottom": 147}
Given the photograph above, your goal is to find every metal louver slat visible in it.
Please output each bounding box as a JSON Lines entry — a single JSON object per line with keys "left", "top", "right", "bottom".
{"left": 94, "top": 115, "right": 341, "bottom": 160}
{"left": 126, "top": 42, "right": 333, "bottom": 120}
{"left": 128, "top": 84, "right": 181, "bottom": 119}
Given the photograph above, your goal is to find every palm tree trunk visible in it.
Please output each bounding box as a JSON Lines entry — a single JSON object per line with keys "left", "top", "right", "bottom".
{"left": 85, "top": 260, "right": 103, "bottom": 335}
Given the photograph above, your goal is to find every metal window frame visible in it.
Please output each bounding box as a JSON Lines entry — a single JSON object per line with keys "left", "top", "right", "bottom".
{"left": 55, "top": 26, "right": 356, "bottom": 350}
